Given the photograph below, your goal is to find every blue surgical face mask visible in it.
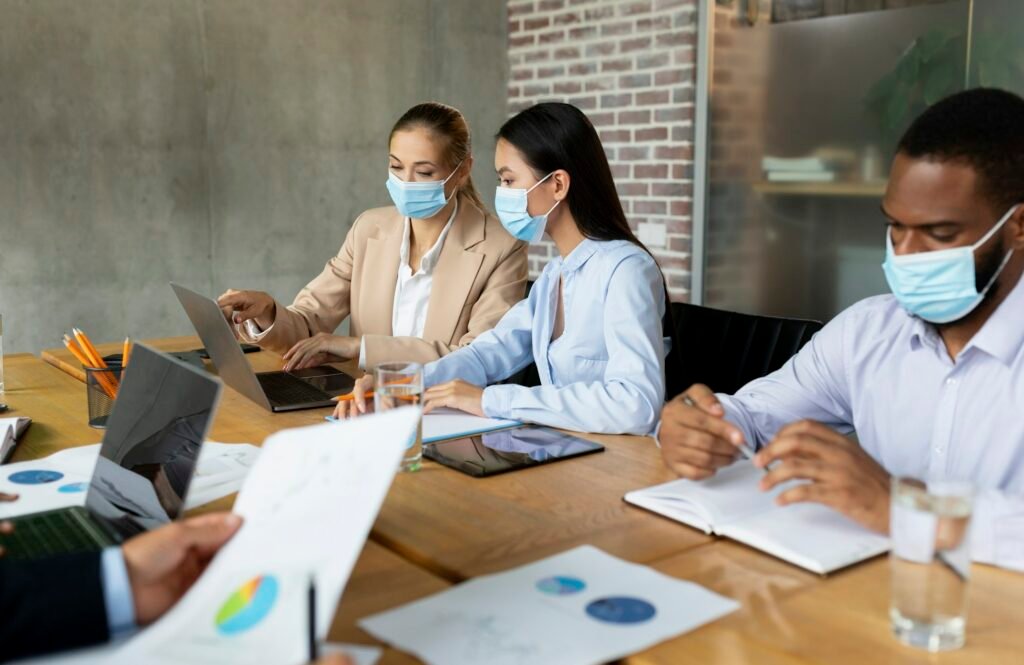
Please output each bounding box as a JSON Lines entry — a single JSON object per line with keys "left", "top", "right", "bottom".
{"left": 385, "top": 162, "right": 462, "bottom": 219}
{"left": 882, "top": 204, "right": 1019, "bottom": 324}
{"left": 494, "top": 173, "right": 560, "bottom": 242}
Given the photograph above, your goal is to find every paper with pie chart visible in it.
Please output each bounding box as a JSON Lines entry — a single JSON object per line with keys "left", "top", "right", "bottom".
{"left": 360, "top": 545, "right": 740, "bottom": 665}
{"left": 0, "top": 441, "right": 261, "bottom": 520}
{"left": 111, "top": 408, "right": 416, "bottom": 664}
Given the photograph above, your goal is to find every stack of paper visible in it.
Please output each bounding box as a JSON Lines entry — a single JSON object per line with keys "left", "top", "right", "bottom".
{"left": 422, "top": 408, "right": 520, "bottom": 444}
{"left": 762, "top": 155, "right": 836, "bottom": 182}
{"left": 0, "top": 416, "right": 31, "bottom": 463}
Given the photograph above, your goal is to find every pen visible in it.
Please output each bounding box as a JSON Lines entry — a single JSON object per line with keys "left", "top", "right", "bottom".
{"left": 681, "top": 394, "right": 759, "bottom": 464}
{"left": 308, "top": 577, "right": 318, "bottom": 662}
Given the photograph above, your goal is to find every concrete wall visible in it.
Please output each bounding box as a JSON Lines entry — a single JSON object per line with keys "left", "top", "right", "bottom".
{"left": 0, "top": 0, "right": 508, "bottom": 353}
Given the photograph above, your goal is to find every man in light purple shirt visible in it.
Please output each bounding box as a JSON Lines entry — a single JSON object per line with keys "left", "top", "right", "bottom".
{"left": 658, "top": 88, "right": 1024, "bottom": 571}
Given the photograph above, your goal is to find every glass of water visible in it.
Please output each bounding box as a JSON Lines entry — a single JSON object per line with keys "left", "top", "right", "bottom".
{"left": 0, "top": 314, "right": 6, "bottom": 405}
{"left": 890, "top": 477, "right": 973, "bottom": 652}
{"left": 374, "top": 362, "right": 423, "bottom": 472}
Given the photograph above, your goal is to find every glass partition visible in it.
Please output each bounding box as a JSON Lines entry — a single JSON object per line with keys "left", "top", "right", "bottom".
{"left": 702, "top": 0, "right": 971, "bottom": 321}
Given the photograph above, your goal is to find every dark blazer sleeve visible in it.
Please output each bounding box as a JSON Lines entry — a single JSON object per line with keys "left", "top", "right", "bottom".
{"left": 0, "top": 551, "right": 110, "bottom": 662}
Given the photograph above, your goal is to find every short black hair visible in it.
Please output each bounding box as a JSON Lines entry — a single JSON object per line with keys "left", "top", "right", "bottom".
{"left": 897, "top": 87, "right": 1024, "bottom": 212}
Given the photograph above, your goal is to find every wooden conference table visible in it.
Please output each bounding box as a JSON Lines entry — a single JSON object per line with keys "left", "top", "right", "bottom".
{"left": 27, "top": 339, "right": 1024, "bottom": 663}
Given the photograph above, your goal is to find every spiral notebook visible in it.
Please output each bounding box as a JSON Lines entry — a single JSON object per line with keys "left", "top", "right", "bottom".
{"left": 624, "top": 463, "right": 890, "bottom": 575}
{"left": 0, "top": 417, "right": 31, "bottom": 464}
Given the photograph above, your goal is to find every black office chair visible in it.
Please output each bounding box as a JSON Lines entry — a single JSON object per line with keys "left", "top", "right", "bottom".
{"left": 664, "top": 302, "right": 823, "bottom": 400}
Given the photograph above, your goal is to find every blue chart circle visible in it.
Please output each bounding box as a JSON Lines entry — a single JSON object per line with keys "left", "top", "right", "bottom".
{"left": 58, "top": 482, "right": 89, "bottom": 493}
{"left": 536, "top": 576, "right": 586, "bottom": 595}
{"left": 9, "top": 470, "right": 64, "bottom": 485}
{"left": 585, "top": 597, "right": 657, "bottom": 624}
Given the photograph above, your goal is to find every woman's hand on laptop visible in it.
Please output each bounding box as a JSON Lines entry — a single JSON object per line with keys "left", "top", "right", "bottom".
{"left": 217, "top": 289, "right": 276, "bottom": 330}
{"left": 282, "top": 334, "right": 360, "bottom": 372}
{"left": 332, "top": 375, "right": 375, "bottom": 420}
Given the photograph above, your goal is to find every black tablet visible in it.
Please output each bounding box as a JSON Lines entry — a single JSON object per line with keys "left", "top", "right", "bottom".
{"left": 423, "top": 427, "right": 604, "bottom": 477}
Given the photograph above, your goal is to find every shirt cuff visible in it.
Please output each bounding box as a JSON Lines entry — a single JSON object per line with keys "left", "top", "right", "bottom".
{"left": 243, "top": 318, "right": 274, "bottom": 342}
{"left": 358, "top": 336, "right": 368, "bottom": 371}
{"left": 101, "top": 546, "right": 137, "bottom": 639}
{"left": 652, "top": 421, "right": 662, "bottom": 448}
{"left": 481, "top": 385, "right": 514, "bottom": 420}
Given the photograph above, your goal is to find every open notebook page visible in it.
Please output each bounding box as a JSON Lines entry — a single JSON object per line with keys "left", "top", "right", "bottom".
{"left": 625, "top": 462, "right": 779, "bottom": 532}
{"left": 721, "top": 502, "right": 890, "bottom": 575}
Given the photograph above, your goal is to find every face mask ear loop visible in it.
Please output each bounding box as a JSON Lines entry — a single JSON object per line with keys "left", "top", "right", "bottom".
{"left": 972, "top": 203, "right": 1021, "bottom": 250}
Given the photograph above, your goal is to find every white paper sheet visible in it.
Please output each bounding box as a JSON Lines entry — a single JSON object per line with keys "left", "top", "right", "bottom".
{"left": 422, "top": 408, "right": 520, "bottom": 444}
{"left": 14, "top": 640, "right": 382, "bottom": 665}
{"left": 360, "top": 545, "right": 739, "bottom": 665}
{"left": 107, "top": 408, "right": 417, "bottom": 664}
{"left": 0, "top": 442, "right": 261, "bottom": 519}
{"left": 321, "top": 642, "right": 382, "bottom": 665}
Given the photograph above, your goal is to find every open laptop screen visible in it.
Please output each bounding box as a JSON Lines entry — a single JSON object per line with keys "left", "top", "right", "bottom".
{"left": 84, "top": 344, "right": 221, "bottom": 540}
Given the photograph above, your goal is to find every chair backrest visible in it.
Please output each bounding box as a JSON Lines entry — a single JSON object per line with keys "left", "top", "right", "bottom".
{"left": 664, "top": 302, "right": 823, "bottom": 400}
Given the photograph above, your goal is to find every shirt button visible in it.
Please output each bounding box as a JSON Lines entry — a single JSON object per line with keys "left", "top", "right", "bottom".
{"left": 945, "top": 377, "right": 957, "bottom": 385}
{"left": 935, "top": 447, "right": 944, "bottom": 454}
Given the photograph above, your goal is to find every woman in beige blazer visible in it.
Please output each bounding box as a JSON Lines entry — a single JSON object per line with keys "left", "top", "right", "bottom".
{"left": 218, "top": 102, "right": 527, "bottom": 370}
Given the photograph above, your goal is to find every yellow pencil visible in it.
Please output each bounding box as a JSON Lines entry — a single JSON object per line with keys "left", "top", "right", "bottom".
{"left": 122, "top": 337, "right": 131, "bottom": 367}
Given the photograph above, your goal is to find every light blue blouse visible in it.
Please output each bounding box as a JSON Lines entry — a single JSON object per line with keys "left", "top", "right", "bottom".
{"left": 423, "top": 238, "right": 667, "bottom": 435}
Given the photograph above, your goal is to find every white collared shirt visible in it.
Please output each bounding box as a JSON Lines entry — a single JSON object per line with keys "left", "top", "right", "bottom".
{"left": 424, "top": 238, "right": 669, "bottom": 435}
{"left": 391, "top": 199, "right": 458, "bottom": 339}
{"left": 714, "top": 271, "right": 1024, "bottom": 571}
{"left": 244, "top": 200, "right": 458, "bottom": 369}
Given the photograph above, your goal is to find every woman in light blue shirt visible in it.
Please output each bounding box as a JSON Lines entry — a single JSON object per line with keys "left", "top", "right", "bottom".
{"left": 336, "top": 103, "right": 668, "bottom": 435}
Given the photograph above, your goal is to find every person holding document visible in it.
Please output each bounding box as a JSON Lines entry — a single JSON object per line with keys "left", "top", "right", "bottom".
{"left": 657, "top": 88, "right": 1024, "bottom": 571}
{"left": 219, "top": 102, "right": 527, "bottom": 370}
{"left": 0, "top": 511, "right": 353, "bottom": 664}
{"left": 337, "top": 103, "right": 669, "bottom": 435}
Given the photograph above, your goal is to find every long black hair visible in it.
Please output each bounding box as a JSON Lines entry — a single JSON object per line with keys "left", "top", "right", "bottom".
{"left": 497, "top": 102, "right": 645, "bottom": 246}
{"left": 498, "top": 102, "right": 681, "bottom": 398}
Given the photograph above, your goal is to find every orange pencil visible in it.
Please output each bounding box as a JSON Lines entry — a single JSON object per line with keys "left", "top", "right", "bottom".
{"left": 73, "top": 328, "right": 121, "bottom": 394}
{"left": 63, "top": 334, "right": 92, "bottom": 367}
{"left": 333, "top": 391, "right": 375, "bottom": 402}
{"left": 122, "top": 337, "right": 131, "bottom": 367}
{"left": 72, "top": 328, "right": 106, "bottom": 368}
{"left": 65, "top": 334, "right": 117, "bottom": 399}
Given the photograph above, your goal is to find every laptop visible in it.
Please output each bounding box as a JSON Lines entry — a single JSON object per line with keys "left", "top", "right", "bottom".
{"left": 170, "top": 283, "right": 354, "bottom": 412}
{"left": 0, "top": 344, "right": 222, "bottom": 560}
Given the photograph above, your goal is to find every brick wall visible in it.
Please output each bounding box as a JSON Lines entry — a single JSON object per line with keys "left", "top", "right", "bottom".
{"left": 507, "top": 0, "right": 699, "bottom": 301}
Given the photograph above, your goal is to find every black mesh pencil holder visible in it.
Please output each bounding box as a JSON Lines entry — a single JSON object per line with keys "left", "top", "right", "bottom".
{"left": 85, "top": 360, "right": 123, "bottom": 429}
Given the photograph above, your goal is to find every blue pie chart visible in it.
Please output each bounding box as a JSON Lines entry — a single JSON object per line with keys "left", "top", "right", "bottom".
{"left": 536, "top": 576, "right": 586, "bottom": 595}
{"left": 585, "top": 597, "right": 657, "bottom": 624}
{"left": 9, "top": 470, "right": 64, "bottom": 485}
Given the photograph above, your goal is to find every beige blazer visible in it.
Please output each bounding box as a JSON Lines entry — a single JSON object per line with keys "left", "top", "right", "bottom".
{"left": 248, "top": 195, "right": 528, "bottom": 368}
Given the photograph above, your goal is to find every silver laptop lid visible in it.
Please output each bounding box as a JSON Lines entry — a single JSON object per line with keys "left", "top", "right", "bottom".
{"left": 170, "top": 282, "right": 273, "bottom": 410}
{"left": 85, "top": 343, "right": 222, "bottom": 539}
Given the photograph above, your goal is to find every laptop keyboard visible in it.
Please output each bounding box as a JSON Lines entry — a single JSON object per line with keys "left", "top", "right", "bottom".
{"left": 2, "top": 508, "right": 113, "bottom": 560}
{"left": 257, "top": 372, "right": 331, "bottom": 406}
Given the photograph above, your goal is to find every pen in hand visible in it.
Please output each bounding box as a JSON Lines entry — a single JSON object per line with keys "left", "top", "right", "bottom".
{"left": 681, "top": 393, "right": 759, "bottom": 465}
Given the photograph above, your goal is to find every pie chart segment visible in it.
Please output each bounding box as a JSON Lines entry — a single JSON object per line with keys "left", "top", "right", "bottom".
{"left": 215, "top": 575, "right": 279, "bottom": 636}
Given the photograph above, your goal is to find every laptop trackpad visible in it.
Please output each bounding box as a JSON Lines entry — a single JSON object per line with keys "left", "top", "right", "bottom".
{"left": 290, "top": 366, "right": 355, "bottom": 396}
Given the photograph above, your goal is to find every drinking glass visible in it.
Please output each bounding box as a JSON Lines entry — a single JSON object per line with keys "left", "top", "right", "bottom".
{"left": 889, "top": 477, "right": 973, "bottom": 652}
{"left": 374, "top": 362, "right": 423, "bottom": 472}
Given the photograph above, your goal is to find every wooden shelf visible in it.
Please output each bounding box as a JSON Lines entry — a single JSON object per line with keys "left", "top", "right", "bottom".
{"left": 752, "top": 180, "right": 887, "bottom": 198}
